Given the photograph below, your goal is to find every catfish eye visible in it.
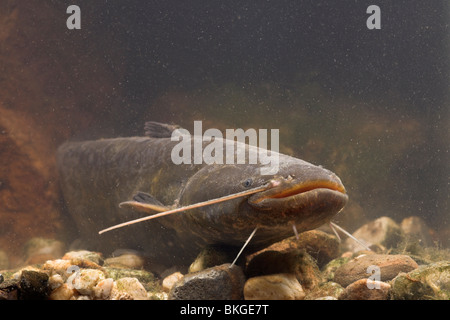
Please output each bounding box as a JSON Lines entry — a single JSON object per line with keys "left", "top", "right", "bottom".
{"left": 243, "top": 178, "right": 253, "bottom": 188}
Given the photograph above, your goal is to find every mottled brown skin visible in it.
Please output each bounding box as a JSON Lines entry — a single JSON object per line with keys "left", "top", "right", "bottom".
{"left": 57, "top": 133, "right": 348, "bottom": 266}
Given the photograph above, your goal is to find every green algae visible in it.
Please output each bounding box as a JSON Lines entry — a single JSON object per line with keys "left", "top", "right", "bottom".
{"left": 390, "top": 261, "right": 450, "bottom": 300}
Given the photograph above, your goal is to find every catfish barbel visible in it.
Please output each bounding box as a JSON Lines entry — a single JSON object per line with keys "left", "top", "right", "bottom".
{"left": 57, "top": 122, "right": 348, "bottom": 266}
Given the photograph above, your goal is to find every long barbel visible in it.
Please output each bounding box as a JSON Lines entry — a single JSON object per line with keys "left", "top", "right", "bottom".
{"left": 98, "top": 181, "right": 278, "bottom": 235}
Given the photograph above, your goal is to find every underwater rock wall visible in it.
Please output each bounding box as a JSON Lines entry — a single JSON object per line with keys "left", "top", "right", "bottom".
{"left": 0, "top": 2, "right": 122, "bottom": 263}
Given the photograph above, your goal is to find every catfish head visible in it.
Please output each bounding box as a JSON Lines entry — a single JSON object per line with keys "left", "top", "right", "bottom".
{"left": 176, "top": 156, "right": 348, "bottom": 248}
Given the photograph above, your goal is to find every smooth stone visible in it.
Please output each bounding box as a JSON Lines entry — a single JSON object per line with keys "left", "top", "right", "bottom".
{"left": 49, "top": 283, "right": 76, "bottom": 300}
{"left": 104, "top": 254, "right": 145, "bottom": 269}
{"left": 246, "top": 249, "right": 322, "bottom": 292}
{"left": 246, "top": 230, "right": 340, "bottom": 269}
{"left": 334, "top": 254, "right": 418, "bottom": 287}
{"left": 244, "top": 273, "right": 305, "bottom": 300}
{"left": 162, "top": 272, "right": 184, "bottom": 292}
{"left": 390, "top": 261, "right": 450, "bottom": 300}
{"left": 110, "top": 277, "right": 148, "bottom": 300}
{"left": 315, "top": 296, "right": 338, "bottom": 300}
{"left": 93, "top": 278, "right": 114, "bottom": 299}
{"left": 339, "top": 279, "right": 391, "bottom": 300}
{"left": 169, "top": 263, "right": 246, "bottom": 300}
{"left": 345, "top": 217, "right": 404, "bottom": 252}
{"left": 62, "top": 250, "right": 104, "bottom": 265}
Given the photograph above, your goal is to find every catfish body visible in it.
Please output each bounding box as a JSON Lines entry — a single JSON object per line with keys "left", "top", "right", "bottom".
{"left": 57, "top": 124, "right": 348, "bottom": 266}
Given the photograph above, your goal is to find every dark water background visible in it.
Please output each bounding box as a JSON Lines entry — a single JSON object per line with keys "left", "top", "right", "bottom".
{"left": 62, "top": 0, "right": 449, "bottom": 229}
{"left": 1, "top": 0, "right": 448, "bottom": 256}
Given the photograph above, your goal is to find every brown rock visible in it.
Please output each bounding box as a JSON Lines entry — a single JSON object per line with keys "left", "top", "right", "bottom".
{"left": 49, "top": 283, "right": 77, "bottom": 300}
{"left": 246, "top": 248, "right": 322, "bottom": 292}
{"left": 334, "top": 254, "right": 418, "bottom": 287}
{"left": 162, "top": 272, "right": 184, "bottom": 293}
{"left": 244, "top": 273, "right": 305, "bottom": 300}
{"left": 339, "top": 279, "right": 390, "bottom": 300}
{"left": 246, "top": 230, "right": 340, "bottom": 268}
{"left": 104, "top": 254, "right": 145, "bottom": 269}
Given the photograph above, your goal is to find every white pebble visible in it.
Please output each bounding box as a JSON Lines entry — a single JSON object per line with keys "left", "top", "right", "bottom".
{"left": 110, "top": 277, "right": 148, "bottom": 300}
{"left": 244, "top": 273, "right": 305, "bottom": 300}
{"left": 94, "top": 278, "right": 114, "bottom": 299}
{"left": 162, "top": 272, "right": 184, "bottom": 292}
{"left": 48, "top": 274, "right": 64, "bottom": 290}
{"left": 70, "top": 269, "right": 105, "bottom": 296}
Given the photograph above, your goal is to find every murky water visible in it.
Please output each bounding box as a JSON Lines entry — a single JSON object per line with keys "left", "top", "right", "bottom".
{"left": 0, "top": 1, "right": 448, "bottom": 299}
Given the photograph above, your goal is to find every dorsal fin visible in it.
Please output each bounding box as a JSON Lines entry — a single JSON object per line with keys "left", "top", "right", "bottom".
{"left": 144, "top": 121, "right": 182, "bottom": 138}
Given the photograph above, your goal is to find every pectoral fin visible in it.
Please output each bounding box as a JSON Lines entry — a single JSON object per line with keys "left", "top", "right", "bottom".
{"left": 119, "top": 192, "right": 170, "bottom": 213}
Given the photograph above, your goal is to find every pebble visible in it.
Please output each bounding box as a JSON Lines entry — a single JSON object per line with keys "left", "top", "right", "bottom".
{"left": 244, "top": 273, "right": 305, "bottom": 300}
{"left": 390, "top": 261, "right": 450, "bottom": 300}
{"left": 333, "top": 254, "right": 418, "bottom": 287}
{"left": 104, "top": 254, "right": 145, "bottom": 269}
{"left": 246, "top": 248, "right": 322, "bottom": 292}
{"left": 49, "top": 283, "right": 76, "bottom": 300}
{"left": 338, "top": 279, "right": 391, "bottom": 300}
{"left": 169, "top": 263, "right": 246, "bottom": 300}
{"left": 48, "top": 274, "right": 64, "bottom": 290}
{"left": 246, "top": 230, "right": 340, "bottom": 269}
{"left": 93, "top": 278, "right": 114, "bottom": 299}
{"left": 162, "top": 272, "right": 184, "bottom": 292}
{"left": 42, "top": 259, "right": 77, "bottom": 279}
{"left": 344, "top": 217, "right": 404, "bottom": 252}
{"left": 69, "top": 268, "right": 106, "bottom": 296}
{"left": 315, "top": 296, "right": 338, "bottom": 300}
{"left": 110, "top": 277, "right": 148, "bottom": 300}
{"left": 62, "top": 250, "right": 104, "bottom": 265}
{"left": 42, "top": 255, "right": 103, "bottom": 281}
{"left": 188, "top": 246, "right": 235, "bottom": 273}
{"left": 104, "top": 267, "right": 157, "bottom": 292}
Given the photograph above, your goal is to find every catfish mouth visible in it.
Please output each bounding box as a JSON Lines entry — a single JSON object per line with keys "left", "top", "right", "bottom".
{"left": 248, "top": 178, "right": 348, "bottom": 208}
